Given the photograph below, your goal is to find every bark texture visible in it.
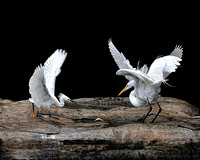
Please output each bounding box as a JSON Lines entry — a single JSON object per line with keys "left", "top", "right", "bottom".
{"left": 0, "top": 97, "right": 200, "bottom": 159}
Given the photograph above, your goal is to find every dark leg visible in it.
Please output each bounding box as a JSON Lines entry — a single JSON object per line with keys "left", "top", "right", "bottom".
{"left": 151, "top": 100, "right": 162, "bottom": 123}
{"left": 36, "top": 111, "right": 39, "bottom": 117}
{"left": 32, "top": 103, "right": 35, "bottom": 117}
{"left": 141, "top": 99, "right": 152, "bottom": 123}
{"left": 48, "top": 109, "right": 51, "bottom": 117}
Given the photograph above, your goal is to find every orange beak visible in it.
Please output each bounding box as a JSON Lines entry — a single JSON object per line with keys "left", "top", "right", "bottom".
{"left": 118, "top": 85, "right": 128, "bottom": 96}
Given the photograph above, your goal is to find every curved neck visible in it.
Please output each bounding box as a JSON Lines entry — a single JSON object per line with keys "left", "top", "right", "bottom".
{"left": 53, "top": 96, "right": 65, "bottom": 107}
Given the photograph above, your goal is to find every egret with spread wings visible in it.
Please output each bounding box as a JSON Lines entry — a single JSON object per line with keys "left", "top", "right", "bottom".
{"left": 108, "top": 40, "right": 183, "bottom": 123}
{"left": 29, "top": 49, "right": 74, "bottom": 119}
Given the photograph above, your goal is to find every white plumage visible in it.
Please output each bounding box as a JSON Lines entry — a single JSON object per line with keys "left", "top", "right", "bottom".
{"left": 29, "top": 49, "right": 73, "bottom": 117}
{"left": 108, "top": 39, "right": 134, "bottom": 70}
{"left": 108, "top": 40, "right": 183, "bottom": 123}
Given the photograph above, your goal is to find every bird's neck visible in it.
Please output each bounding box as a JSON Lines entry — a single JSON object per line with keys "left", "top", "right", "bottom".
{"left": 53, "top": 96, "right": 65, "bottom": 107}
{"left": 58, "top": 101, "right": 65, "bottom": 107}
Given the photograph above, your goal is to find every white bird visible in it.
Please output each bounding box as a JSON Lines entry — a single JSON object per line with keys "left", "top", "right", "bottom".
{"left": 108, "top": 39, "right": 183, "bottom": 123}
{"left": 29, "top": 49, "right": 74, "bottom": 119}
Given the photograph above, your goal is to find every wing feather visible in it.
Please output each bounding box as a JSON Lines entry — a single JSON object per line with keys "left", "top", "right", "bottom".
{"left": 108, "top": 39, "right": 135, "bottom": 81}
{"left": 43, "top": 49, "right": 67, "bottom": 96}
{"left": 147, "top": 45, "right": 183, "bottom": 82}
{"left": 116, "top": 69, "right": 154, "bottom": 84}
{"left": 108, "top": 39, "right": 134, "bottom": 70}
{"left": 29, "top": 65, "right": 52, "bottom": 107}
{"left": 170, "top": 45, "right": 183, "bottom": 59}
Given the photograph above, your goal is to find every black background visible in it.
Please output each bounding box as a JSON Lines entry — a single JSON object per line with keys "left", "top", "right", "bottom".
{"left": 1, "top": 2, "right": 199, "bottom": 108}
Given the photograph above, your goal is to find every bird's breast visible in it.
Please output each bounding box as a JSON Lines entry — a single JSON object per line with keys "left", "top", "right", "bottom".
{"left": 129, "top": 93, "right": 146, "bottom": 107}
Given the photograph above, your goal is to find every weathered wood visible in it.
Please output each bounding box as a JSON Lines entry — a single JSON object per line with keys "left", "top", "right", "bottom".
{"left": 0, "top": 97, "right": 200, "bottom": 159}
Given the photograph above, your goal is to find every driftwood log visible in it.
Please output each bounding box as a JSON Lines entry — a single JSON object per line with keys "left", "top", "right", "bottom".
{"left": 0, "top": 97, "right": 200, "bottom": 159}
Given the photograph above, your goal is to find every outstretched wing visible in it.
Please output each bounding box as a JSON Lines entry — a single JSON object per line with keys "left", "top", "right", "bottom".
{"left": 108, "top": 39, "right": 135, "bottom": 81}
{"left": 43, "top": 49, "right": 68, "bottom": 97}
{"left": 29, "top": 65, "right": 52, "bottom": 107}
{"left": 170, "top": 45, "right": 183, "bottom": 59}
{"left": 147, "top": 45, "right": 183, "bottom": 82}
{"left": 116, "top": 69, "right": 154, "bottom": 84}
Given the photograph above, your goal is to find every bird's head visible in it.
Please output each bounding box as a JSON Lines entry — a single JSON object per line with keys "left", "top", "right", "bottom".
{"left": 118, "top": 80, "right": 134, "bottom": 96}
{"left": 58, "top": 93, "right": 76, "bottom": 104}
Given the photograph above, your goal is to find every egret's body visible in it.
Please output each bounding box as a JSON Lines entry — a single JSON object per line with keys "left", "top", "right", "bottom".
{"left": 108, "top": 40, "right": 183, "bottom": 122}
{"left": 128, "top": 81, "right": 161, "bottom": 107}
{"left": 29, "top": 49, "right": 73, "bottom": 118}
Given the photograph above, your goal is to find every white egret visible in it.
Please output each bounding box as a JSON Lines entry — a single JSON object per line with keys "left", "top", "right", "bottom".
{"left": 29, "top": 49, "right": 74, "bottom": 119}
{"left": 108, "top": 40, "right": 183, "bottom": 123}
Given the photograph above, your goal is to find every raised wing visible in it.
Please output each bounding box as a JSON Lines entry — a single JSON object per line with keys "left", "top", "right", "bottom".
{"left": 43, "top": 49, "right": 67, "bottom": 96}
{"left": 116, "top": 69, "right": 154, "bottom": 85}
{"left": 147, "top": 45, "right": 183, "bottom": 83}
{"left": 29, "top": 65, "right": 52, "bottom": 107}
{"left": 108, "top": 39, "right": 134, "bottom": 70}
{"left": 108, "top": 39, "right": 136, "bottom": 81}
{"left": 170, "top": 45, "right": 183, "bottom": 59}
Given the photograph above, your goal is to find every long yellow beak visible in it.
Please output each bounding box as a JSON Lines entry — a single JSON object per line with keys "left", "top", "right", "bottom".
{"left": 118, "top": 85, "right": 128, "bottom": 96}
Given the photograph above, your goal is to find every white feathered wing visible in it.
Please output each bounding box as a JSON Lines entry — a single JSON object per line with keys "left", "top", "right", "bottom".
{"left": 147, "top": 45, "right": 183, "bottom": 83}
{"left": 29, "top": 65, "right": 53, "bottom": 108}
{"left": 44, "top": 49, "right": 67, "bottom": 97}
{"left": 108, "top": 39, "right": 135, "bottom": 81}
{"left": 117, "top": 45, "right": 183, "bottom": 85}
